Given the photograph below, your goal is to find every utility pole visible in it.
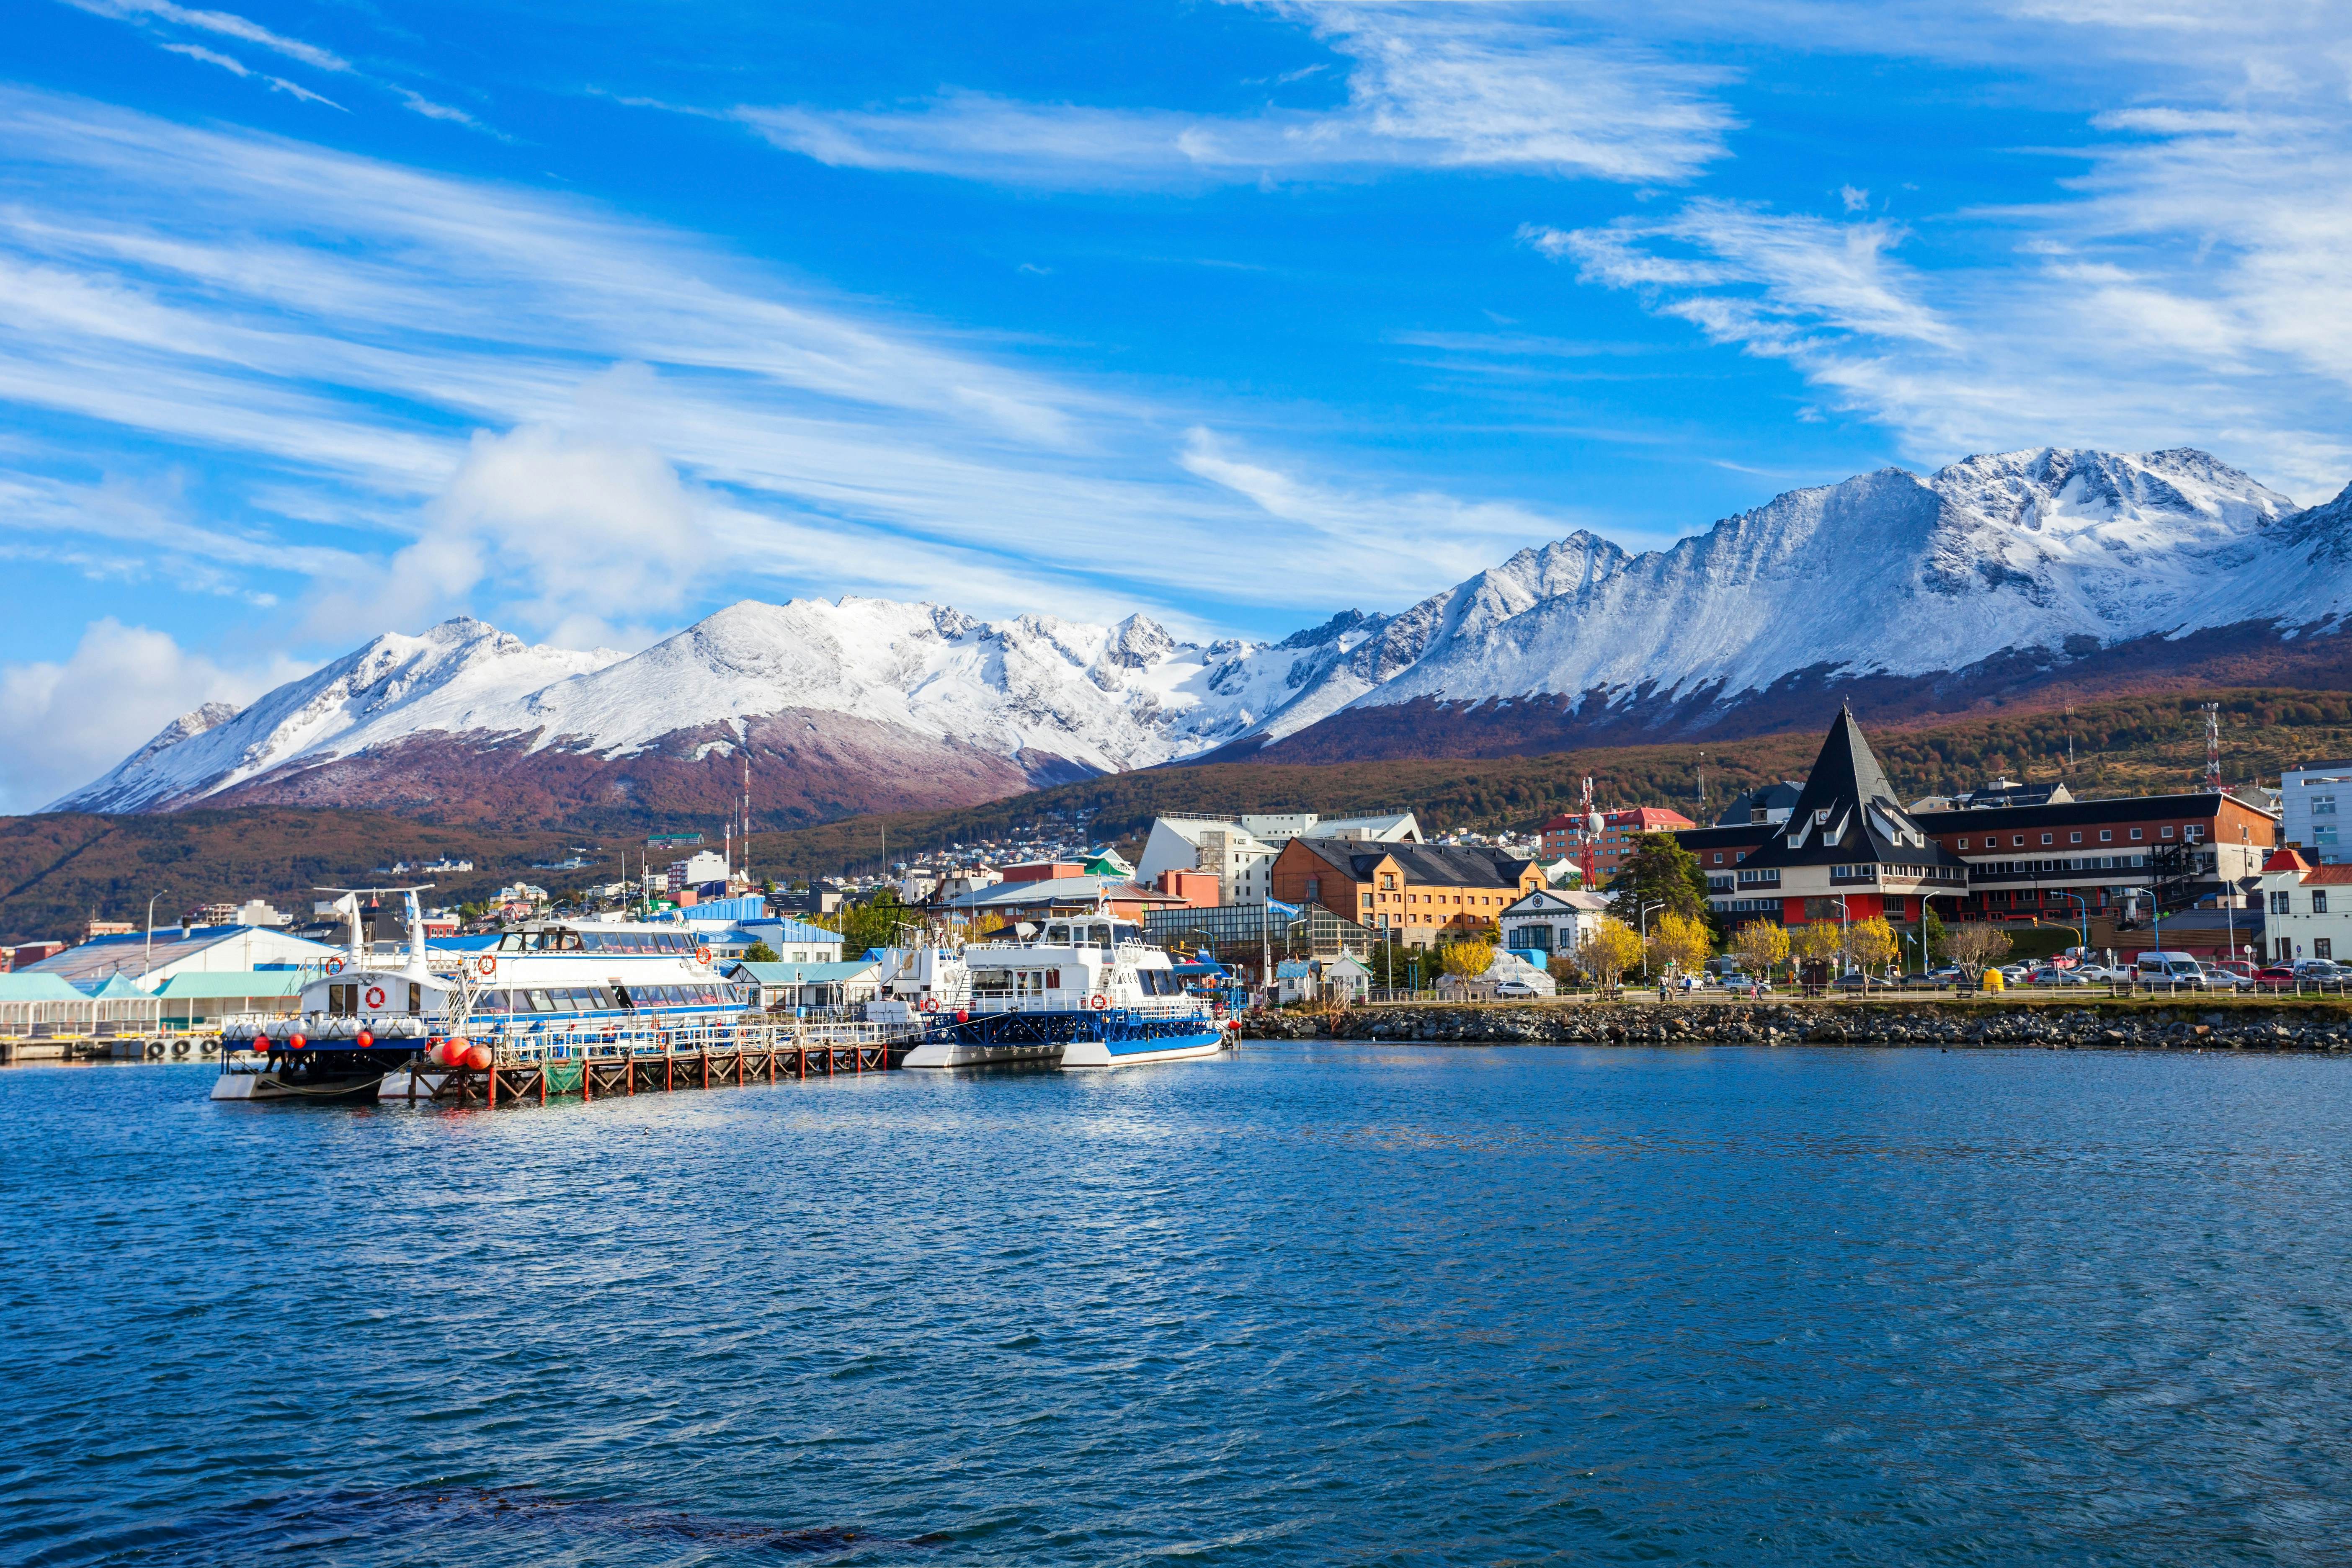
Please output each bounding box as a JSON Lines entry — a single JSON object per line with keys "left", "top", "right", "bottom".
{"left": 2202, "top": 702, "right": 2223, "bottom": 793}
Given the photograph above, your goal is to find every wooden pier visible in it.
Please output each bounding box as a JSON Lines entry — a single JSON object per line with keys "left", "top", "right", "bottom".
{"left": 387, "top": 1021, "right": 918, "bottom": 1108}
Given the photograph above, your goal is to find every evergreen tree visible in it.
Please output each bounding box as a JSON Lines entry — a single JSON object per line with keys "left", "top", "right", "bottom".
{"left": 1605, "top": 832, "right": 1710, "bottom": 927}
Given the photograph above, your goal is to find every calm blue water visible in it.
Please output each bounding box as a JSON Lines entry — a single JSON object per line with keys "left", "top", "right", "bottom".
{"left": 6, "top": 1044, "right": 2352, "bottom": 1566}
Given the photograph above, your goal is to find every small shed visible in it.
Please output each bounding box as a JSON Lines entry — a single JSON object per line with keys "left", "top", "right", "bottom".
{"left": 727, "top": 959, "right": 882, "bottom": 1011}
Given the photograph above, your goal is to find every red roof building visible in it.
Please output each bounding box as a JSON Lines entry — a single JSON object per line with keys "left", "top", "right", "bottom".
{"left": 1538, "top": 806, "right": 1697, "bottom": 879}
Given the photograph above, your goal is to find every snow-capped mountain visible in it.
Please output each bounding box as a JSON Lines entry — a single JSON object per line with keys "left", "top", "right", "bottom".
{"left": 52, "top": 446, "right": 2352, "bottom": 820}
{"left": 1239, "top": 447, "right": 2352, "bottom": 759}
{"left": 51, "top": 598, "right": 1384, "bottom": 819}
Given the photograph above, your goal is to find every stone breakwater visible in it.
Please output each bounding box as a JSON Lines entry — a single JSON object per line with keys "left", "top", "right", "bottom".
{"left": 1243, "top": 1003, "right": 2352, "bottom": 1052}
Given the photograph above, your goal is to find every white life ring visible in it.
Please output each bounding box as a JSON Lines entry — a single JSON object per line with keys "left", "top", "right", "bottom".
{"left": 476, "top": 954, "right": 498, "bottom": 978}
{"left": 921, "top": 997, "right": 940, "bottom": 1013}
{"left": 364, "top": 985, "right": 388, "bottom": 1010}
{"left": 1090, "top": 993, "right": 1108, "bottom": 1010}
{"left": 695, "top": 946, "right": 713, "bottom": 966}
{"left": 325, "top": 957, "right": 345, "bottom": 975}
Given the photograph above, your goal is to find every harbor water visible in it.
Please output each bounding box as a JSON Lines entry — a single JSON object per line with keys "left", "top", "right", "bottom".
{"left": 6, "top": 1044, "right": 2352, "bottom": 1565}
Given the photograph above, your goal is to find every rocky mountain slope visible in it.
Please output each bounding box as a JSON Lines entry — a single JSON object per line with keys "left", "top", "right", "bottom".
{"left": 50, "top": 447, "right": 2352, "bottom": 822}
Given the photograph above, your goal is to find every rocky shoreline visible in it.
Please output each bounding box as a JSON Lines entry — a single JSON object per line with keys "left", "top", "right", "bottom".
{"left": 1241, "top": 1002, "right": 2352, "bottom": 1052}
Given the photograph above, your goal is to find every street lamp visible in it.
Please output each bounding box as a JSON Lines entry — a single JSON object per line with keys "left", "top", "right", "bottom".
{"left": 1638, "top": 900, "right": 1665, "bottom": 983}
{"left": 143, "top": 890, "right": 170, "bottom": 978}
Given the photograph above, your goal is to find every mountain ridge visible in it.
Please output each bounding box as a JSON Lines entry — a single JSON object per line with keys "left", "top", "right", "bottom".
{"left": 49, "top": 445, "right": 2352, "bottom": 825}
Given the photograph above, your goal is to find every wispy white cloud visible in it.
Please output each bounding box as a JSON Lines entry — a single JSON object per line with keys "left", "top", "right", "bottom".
{"left": 64, "top": 0, "right": 351, "bottom": 73}
{"left": 1529, "top": 100, "right": 2352, "bottom": 498}
{"left": 1176, "top": 425, "right": 1601, "bottom": 596}
{"left": 740, "top": 6, "right": 1736, "bottom": 188}
{"left": 0, "top": 87, "right": 1523, "bottom": 657}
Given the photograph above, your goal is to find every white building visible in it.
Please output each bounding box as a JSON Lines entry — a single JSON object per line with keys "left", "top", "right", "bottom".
{"left": 2282, "top": 761, "right": 2352, "bottom": 865}
{"left": 1136, "top": 811, "right": 1421, "bottom": 905}
{"left": 1498, "top": 888, "right": 1611, "bottom": 960}
{"left": 2257, "top": 847, "right": 2352, "bottom": 964}
{"left": 21, "top": 924, "right": 341, "bottom": 988}
{"left": 667, "top": 850, "right": 730, "bottom": 891}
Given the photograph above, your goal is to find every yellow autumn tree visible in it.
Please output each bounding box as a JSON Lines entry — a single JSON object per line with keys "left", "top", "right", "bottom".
{"left": 1441, "top": 938, "right": 1496, "bottom": 979}
{"left": 1849, "top": 916, "right": 1899, "bottom": 990}
{"left": 1646, "top": 910, "right": 1712, "bottom": 979}
{"left": 1790, "top": 920, "right": 1846, "bottom": 983}
{"left": 1730, "top": 920, "right": 1790, "bottom": 984}
{"left": 1575, "top": 918, "right": 1644, "bottom": 995}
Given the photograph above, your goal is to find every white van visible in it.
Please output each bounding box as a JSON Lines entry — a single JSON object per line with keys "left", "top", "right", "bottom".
{"left": 2135, "top": 951, "right": 2209, "bottom": 989}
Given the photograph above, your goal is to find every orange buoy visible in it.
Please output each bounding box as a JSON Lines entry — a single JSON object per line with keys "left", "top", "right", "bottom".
{"left": 955, "top": 1008, "right": 969, "bottom": 1023}
{"left": 465, "top": 1044, "right": 493, "bottom": 1070}
{"left": 355, "top": 1028, "right": 374, "bottom": 1050}
{"left": 286, "top": 1033, "right": 307, "bottom": 1051}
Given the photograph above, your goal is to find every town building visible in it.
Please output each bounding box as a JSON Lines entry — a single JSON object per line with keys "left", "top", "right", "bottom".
{"left": 1270, "top": 837, "right": 1543, "bottom": 948}
{"left": 2282, "top": 760, "right": 2351, "bottom": 864}
{"left": 666, "top": 851, "right": 730, "bottom": 893}
{"left": 2257, "top": 848, "right": 2352, "bottom": 964}
{"left": 1498, "top": 888, "right": 1612, "bottom": 960}
{"left": 1538, "top": 806, "right": 1697, "bottom": 878}
{"left": 941, "top": 874, "right": 1194, "bottom": 927}
{"left": 1705, "top": 708, "right": 1972, "bottom": 931}
{"left": 1135, "top": 812, "right": 1420, "bottom": 905}
{"left": 1713, "top": 782, "right": 1805, "bottom": 827}
{"left": 1911, "top": 777, "right": 2076, "bottom": 812}
{"left": 1682, "top": 713, "right": 2280, "bottom": 932}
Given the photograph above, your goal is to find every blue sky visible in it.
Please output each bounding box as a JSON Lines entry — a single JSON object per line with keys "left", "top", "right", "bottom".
{"left": 4, "top": 0, "right": 2350, "bottom": 809}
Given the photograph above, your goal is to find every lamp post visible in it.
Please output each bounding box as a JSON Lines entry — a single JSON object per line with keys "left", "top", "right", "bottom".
{"left": 1638, "top": 900, "right": 1665, "bottom": 981}
{"left": 144, "top": 890, "right": 170, "bottom": 979}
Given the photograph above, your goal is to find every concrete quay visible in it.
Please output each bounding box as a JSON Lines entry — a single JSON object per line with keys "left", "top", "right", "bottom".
{"left": 1243, "top": 1001, "right": 2352, "bottom": 1052}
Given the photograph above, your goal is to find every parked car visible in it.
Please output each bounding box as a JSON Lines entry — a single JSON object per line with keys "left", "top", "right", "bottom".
{"left": 1898, "top": 972, "right": 1948, "bottom": 990}
{"left": 1928, "top": 965, "right": 1965, "bottom": 983}
{"left": 1493, "top": 980, "right": 1545, "bottom": 999}
{"left": 2029, "top": 966, "right": 2096, "bottom": 987}
{"left": 2252, "top": 965, "right": 2300, "bottom": 991}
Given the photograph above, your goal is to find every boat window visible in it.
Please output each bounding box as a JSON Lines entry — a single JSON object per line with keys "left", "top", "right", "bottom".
{"left": 408, "top": 982, "right": 423, "bottom": 1015}
{"left": 526, "top": 989, "right": 555, "bottom": 1013}
{"left": 476, "top": 989, "right": 509, "bottom": 1015}
{"left": 499, "top": 934, "right": 524, "bottom": 952}
{"left": 611, "top": 985, "right": 634, "bottom": 1010}
{"left": 590, "top": 986, "right": 616, "bottom": 1010}
{"left": 1045, "top": 967, "right": 1061, "bottom": 990}
{"left": 579, "top": 933, "right": 603, "bottom": 952}
{"left": 1044, "top": 923, "right": 1069, "bottom": 944}
{"left": 972, "top": 969, "right": 1013, "bottom": 996}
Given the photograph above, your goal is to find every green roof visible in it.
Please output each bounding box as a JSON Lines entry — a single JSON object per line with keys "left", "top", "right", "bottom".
{"left": 0, "top": 973, "right": 88, "bottom": 1002}
{"left": 153, "top": 972, "right": 307, "bottom": 1000}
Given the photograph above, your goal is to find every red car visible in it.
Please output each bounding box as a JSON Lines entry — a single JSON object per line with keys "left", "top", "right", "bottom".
{"left": 2252, "top": 966, "right": 2299, "bottom": 992}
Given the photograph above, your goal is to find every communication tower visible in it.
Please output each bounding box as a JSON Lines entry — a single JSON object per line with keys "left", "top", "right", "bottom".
{"left": 2202, "top": 702, "right": 2223, "bottom": 793}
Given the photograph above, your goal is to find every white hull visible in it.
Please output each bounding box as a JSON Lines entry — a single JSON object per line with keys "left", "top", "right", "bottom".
{"left": 1060, "top": 1034, "right": 1228, "bottom": 1068}
{"left": 902, "top": 1038, "right": 1064, "bottom": 1070}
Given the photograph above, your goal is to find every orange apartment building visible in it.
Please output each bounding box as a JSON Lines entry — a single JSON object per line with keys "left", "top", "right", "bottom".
{"left": 1270, "top": 837, "right": 1545, "bottom": 948}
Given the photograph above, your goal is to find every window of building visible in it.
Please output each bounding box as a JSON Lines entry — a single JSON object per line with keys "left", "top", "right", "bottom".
{"left": 2130, "top": 828, "right": 2143, "bottom": 841}
{"left": 2100, "top": 829, "right": 2112, "bottom": 843}
{"left": 2316, "top": 795, "right": 2339, "bottom": 817}
{"left": 2185, "top": 825, "right": 2204, "bottom": 842}
{"left": 2069, "top": 832, "right": 2082, "bottom": 844}
{"left": 2041, "top": 833, "right": 2054, "bottom": 845}
{"left": 2012, "top": 835, "right": 2025, "bottom": 847}
{"left": 2317, "top": 891, "right": 2331, "bottom": 916}
{"left": 2273, "top": 890, "right": 2293, "bottom": 914}
{"left": 2320, "top": 938, "right": 2336, "bottom": 961}
{"left": 2161, "top": 825, "right": 2175, "bottom": 838}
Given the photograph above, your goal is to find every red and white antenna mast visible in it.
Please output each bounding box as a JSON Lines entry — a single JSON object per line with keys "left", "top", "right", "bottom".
{"left": 1579, "top": 775, "right": 1602, "bottom": 891}
{"left": 2202, "top": 702, "right": 2223, "bottom": 793}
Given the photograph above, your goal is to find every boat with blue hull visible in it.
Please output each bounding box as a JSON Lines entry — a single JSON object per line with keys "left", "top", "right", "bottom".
{"left": 877, "top": 915, "right": 1231, "bottom": 1070}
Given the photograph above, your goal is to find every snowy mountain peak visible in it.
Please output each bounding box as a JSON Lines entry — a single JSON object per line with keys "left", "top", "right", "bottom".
{"left": 49, "top": 445, "right": 2352, "bottom": 818}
